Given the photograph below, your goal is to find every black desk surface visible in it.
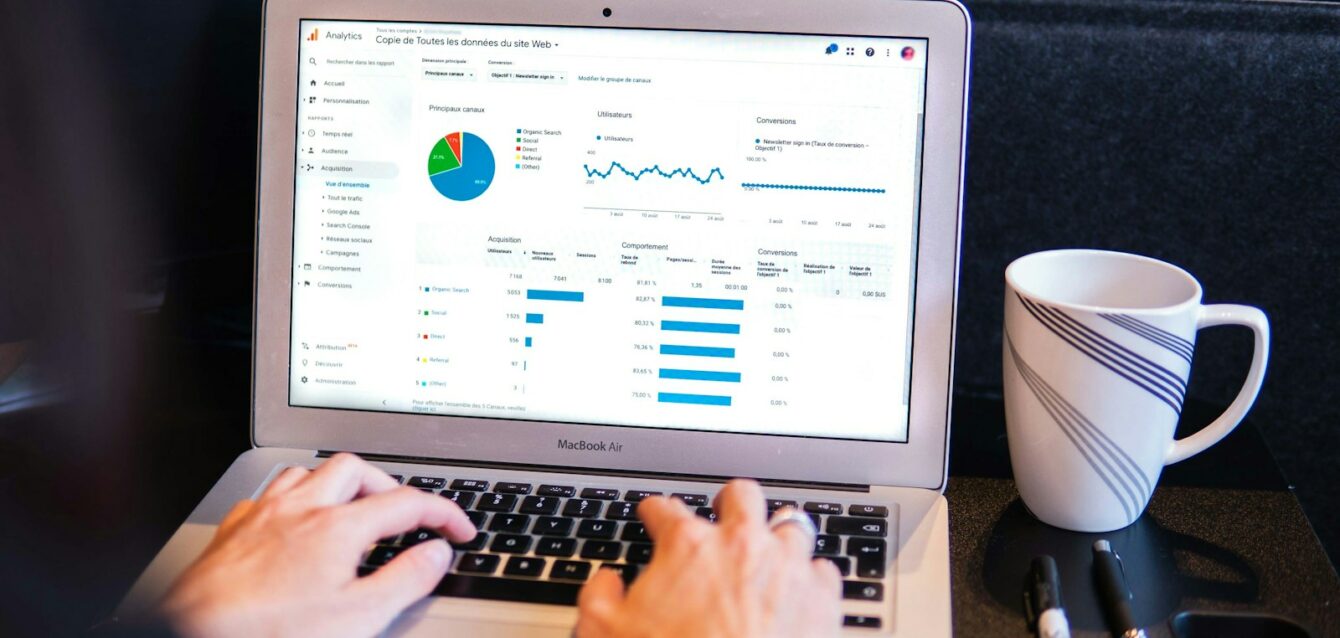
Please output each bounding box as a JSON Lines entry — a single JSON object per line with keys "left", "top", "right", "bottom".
{"left": 947, "top": 389, "right": 1340, "bottom": 637}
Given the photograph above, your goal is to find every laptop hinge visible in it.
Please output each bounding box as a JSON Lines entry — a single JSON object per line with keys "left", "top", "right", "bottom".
{"left": 317, "top": 450, "right": 871, "bottom": 492}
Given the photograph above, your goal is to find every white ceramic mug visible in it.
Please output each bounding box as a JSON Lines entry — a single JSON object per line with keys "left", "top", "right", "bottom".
{"left": 1003, "top": 249, "right": 1270, "bottom": 532}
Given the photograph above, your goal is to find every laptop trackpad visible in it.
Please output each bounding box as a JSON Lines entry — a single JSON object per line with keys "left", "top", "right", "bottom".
{"left": 384, "top": 597, "right": 575, "bottom": 638}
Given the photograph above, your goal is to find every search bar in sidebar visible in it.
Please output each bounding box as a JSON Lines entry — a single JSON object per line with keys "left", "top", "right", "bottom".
{"left": 316, "top": 56, "right": 404, "bottom": 77}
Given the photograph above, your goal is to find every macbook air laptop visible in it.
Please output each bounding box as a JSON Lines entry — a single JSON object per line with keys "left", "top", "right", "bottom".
{"left": 119, "top": 0, "right": 970, "bottom": 634}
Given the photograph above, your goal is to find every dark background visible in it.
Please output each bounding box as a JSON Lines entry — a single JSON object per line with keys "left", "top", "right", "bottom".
{"left": 0, "top": 0, "right": 1336, "bottom": 634}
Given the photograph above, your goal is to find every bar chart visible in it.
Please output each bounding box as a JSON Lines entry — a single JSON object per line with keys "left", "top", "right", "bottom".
{"left": 392, "top": 227, "right": 912, "bottom": 441}
{"left": 656, "top": 295, "right": 744, "bottom": 408}
{"left": 522, "top": 289, "right": 585, "bottom": 352}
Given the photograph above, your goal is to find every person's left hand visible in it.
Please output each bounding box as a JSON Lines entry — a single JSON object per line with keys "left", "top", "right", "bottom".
{"left": 160, "top": 453, "right": 476, "bottom": 638}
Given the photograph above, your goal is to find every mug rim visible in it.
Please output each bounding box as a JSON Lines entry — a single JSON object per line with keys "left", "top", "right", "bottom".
{"left": 1006, "top": 249, "right": 1203, "bottom": 315}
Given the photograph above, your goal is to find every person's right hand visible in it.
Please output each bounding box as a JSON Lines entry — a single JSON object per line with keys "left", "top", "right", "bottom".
{"left": 576, "top": 479, "right": 843, "bottom": 638}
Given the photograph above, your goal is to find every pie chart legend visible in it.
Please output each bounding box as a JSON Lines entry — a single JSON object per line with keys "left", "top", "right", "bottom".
{"left": 427, "top": 132, "right": 495, "bottom": 201}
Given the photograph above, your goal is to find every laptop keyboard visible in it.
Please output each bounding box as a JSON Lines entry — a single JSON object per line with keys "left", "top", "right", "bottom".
{"left": 357, "top": 474, "right": 891, "bottom": 630}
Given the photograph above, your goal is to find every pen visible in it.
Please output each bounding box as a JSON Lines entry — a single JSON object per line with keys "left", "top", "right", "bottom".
{"left": 1024, "top": 555, "right": 1070, "bottom": 638}
{"left": 1092, "top": 540, "right": 1147, "bottom": 638}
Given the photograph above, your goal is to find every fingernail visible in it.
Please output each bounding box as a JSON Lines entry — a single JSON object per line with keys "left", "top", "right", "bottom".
{"left": 423, "top": 541, "right": 452, "bottom": 569}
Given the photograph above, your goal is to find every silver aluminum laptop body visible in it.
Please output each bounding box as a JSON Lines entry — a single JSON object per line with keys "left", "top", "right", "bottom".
{"left": 120, "top": 0, "right": 970, "bottom": 635}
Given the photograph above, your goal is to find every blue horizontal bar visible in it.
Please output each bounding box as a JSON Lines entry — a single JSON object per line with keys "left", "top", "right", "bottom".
{"left": 660, "top": 344, "right": 735, "bottom": 358}
{"left": 661, "top": 320, "right": 740, "bottom": 334}
{"left": 524, "top": 337, "right": 532, "bottom": 347}
{"left": 658, "top": 392, "right": 732, "bottom": 406}
{"left": 659, "top": 369, "right": 741, "bottom": 382}
{"left": 662, "top": 296, "right": 744, "bottom": 310}
{"left": 527, "top": 289, "right": 584, "bottom": 302}
{"left": 526, "top": 313, "right": 544, "bottom": 324}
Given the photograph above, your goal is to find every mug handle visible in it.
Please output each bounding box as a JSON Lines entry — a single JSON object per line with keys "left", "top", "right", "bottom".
{"left": 1164, "top": 305, "right": 1270, "bottom": 465}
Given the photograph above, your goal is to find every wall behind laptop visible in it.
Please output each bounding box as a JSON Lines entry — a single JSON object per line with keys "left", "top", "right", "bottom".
{"left": 954, "top": 0, "right": 1340, "bottom": 558}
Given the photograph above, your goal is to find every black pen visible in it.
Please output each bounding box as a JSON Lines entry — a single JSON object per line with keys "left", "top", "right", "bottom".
{"left": 1024, "top": 555, "right": 1070, "bottom": 638}
{"left": 1092, "top": 540, "right": 1147, "bottom": 638}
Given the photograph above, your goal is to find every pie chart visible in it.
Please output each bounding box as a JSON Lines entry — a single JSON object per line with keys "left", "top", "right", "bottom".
{"left": 427, "top": 132, "right": 495, "bottom": 201}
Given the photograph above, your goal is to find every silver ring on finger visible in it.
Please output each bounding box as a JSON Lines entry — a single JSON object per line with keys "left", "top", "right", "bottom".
{"left": 767, "top": 507, "right": 817, "bottom": 546}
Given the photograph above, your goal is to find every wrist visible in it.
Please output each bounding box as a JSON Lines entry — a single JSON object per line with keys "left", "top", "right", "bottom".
{"left": 159, "top": 582, "right": 241, "bottom": 638}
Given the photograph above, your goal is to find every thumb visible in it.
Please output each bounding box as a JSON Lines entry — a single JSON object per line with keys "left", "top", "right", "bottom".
{"left": 576, "top": 567, "right": 626, "bottom": 638}
{"left": 346, "top": 539, "right": 452, "bottom": 628}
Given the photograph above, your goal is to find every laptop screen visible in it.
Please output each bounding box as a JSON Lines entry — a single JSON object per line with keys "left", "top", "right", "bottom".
{"left": 289, "top": 20, "right": 928, "bottom": 443}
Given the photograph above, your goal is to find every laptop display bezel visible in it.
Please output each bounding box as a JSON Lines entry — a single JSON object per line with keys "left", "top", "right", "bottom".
{"left": 252, "top": 0, "right": 969, "bottom": 490}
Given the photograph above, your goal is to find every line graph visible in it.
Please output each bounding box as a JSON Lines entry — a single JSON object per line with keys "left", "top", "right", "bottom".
{"left": 584, "top": 162, "right": 725, "bottom": 185}
{"left": 740, "top": 182, "right": 885, "bottom": 194}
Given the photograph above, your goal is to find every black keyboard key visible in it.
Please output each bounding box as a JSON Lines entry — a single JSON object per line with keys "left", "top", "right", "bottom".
{"left": 671, "top": 493, "right": 708, "bottom": 506}
{"left": 451, "top": 479, "right": 489, "bottom": 492}
{"left": 535, "top": 516, "right": 574, "bottom": 536}
{"left": 581, "top": 487, "right": 620, "bottom": 500}
{"left": 621, "top": 522, "right": 650, "bottom": 542}
{"left": 550, "top": 560, "right": 592, "bottom": 582}
{"left": 603, "top": 563, "right": 639, "bottom": 585}
{"left": 535, "top": 537, "right": 577, "bottom": 557}
{"left": 848, "top": 504, "right": 889, "bottom": 518}
{"left": 814, "top": 534, "right": 841, "bottom": 556}
{"left": 827, "top": 517, "right": 888, "bottom": 538}
{"left": 624, "top": 490, "right": 661, "bottom": 502}
{"left": 519, "top": 495, "right": 559, "bottom": 515}
{"left": 490, "top": 534, "right": 533, "bottom": 554}
{"left": 821, "top": 555, "right": 852, "bottom": 576}
{"left": 842, "top": 581, "right": 884, "bottom": 601}
{"left": 563, "top": 499, "right": 603, "bottom": 518}
{"left": 452, "top": 532, "right": 488, "bottom": 552}
{"left": 388, "top": 474, "right": 404, "bottom": 483}
{"left": 364, "top": 545, "right": 400, "bottom": 566}
{"left": 432, "top": 574, "right": 581, "bottom": 605}
{"left": 440, "top": 490, "right": 476, "bottom": 509}
{"left": 847, "top": 538, "right": 887, "bottom": 579}
{"left": 580, "top": 540, "right": 622, "bottom": 560}
{"left": 495, "top": 482, "right": 533, "bottom": 495}
{"left": 577, "top": 519, "right": 618, "bottom": 540}
{"left": 400, "top": 528, "right": 442, "bottom": 546}
{"left": 695, "top": 507, "right": 718, "bottom": 523}
{"left": 487, "top": 513, "right": 531, "bottom": 534}
{"left": 804, "top": 502, "right": 843, "bottom": 515}
{"left": 537, "top": 484, "right": 576, "bottom": 497}
{"left": 767, "top": 499, "right": 799, "bottom": 512}
{"left": 843, "top": 616, "right": 882, "bottom": 629}
{"left": 465, "top": 511, "right": 487, "bottom": 529}
{"left": 606, "top": 501, "right": 638, "bottom": 521}
{"left": 626, "top": 543, "right": 654, "bottom": 564}
{"left": 408, "top": 476, "right": 447, "bottom": 489}
{"left": 457, "top": 553, "right": 500, "bottom": 574}
{"left": 477, "top": 493, "right": 518, "bottom": 512}
{"left": 503, "top": 556, "right": 546, "bottom": 578}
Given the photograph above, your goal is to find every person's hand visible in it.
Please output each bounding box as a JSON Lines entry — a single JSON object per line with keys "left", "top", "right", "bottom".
{"left": 160, "top": 453, "right": 475, "bottom": 637}
{"left": 576, "top": 479, "right": 842, "bottom": 638}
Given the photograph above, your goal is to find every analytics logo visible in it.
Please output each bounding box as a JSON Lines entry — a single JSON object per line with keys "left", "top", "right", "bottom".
{"left": 307, "top": 28, "right": 319, "bottom": 42}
